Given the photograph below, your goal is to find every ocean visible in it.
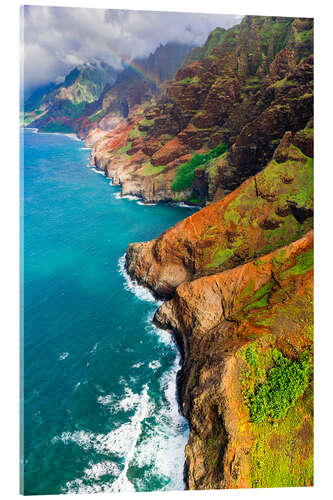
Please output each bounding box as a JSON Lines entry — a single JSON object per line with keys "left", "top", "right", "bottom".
{"left": 21, "top": 128, "right": 193, "bottom": 494}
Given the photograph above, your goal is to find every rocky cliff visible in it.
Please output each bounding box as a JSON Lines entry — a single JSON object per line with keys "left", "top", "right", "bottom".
{"left": 123, "top": 15, "right": 314, "bottom": 490}
{"left": 154, "top": 230, "right": 313, "bottom": 489}
{"left": 126, "top": 129, "right": 313, "bottom": 298}
{"left": 24, "top": 13, "right": 314, "bottom": 489}
{"left": 87, "top": 16, "right": 313, "bottom": 206}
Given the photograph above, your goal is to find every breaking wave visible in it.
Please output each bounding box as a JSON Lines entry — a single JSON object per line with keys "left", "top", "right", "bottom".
{"left": 118, "top": 254, "right": 161, "bottom": 305}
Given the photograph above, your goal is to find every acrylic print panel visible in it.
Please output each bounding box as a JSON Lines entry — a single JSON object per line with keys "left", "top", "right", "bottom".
{"left": 21, "top": 5, "right": 314, "bottom": 495}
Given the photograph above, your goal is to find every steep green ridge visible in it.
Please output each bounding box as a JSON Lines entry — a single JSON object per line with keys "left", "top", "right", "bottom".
{"left": 182, "top": 27, "right": 227, "bottom": 66}
{"left": 23, "top": 43, "right": 194, "bottom": 135}
{"left": 22, "top": 63, "right": 118, "bottom": 132}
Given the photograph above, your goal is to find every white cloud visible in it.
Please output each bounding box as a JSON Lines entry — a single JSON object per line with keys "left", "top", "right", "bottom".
{"left": 22, "top": 6, "right": 243, "bottom": 96}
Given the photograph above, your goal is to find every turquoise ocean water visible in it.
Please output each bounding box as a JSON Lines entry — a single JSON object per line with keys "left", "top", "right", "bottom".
{"left": 21, "top": 128, "right": 193, "bottom": 494}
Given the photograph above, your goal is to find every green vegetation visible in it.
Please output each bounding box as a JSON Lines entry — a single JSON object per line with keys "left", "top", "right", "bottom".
{"left": 245, "top": 76, "right": 261, "bottom": 90}
{"left": 56, "top": 100, "right": 87, "bottom": 119}
{"left": 279, "top": 249, "right": 313, "bottom": 279}
{"left": 246, "top": 349, "right": 311, "bottom": 424}
{"left": 41, "top": 122, "right": 74, "bottom": 133}
{"left": 240, "top": 344, "right": 314, "bottom": 488}
{"left": 117, "top": 142, "right": 132, "bottom": 154}
{"left": 177, "top": 77, "right": 195, "bottom": 84}
{"left": 129, "top": 126, "right": 147, "bottom": 139}
{"left": 88, "top": 108, "right": 107, "bottom": 122}
{"left": 21, "top": 109, "right": 47, "bottom": 126}
{"left": 139, "top": 117, "right": 155, "bottom": 127}
{"left": 250, "top": 406, "right": 313, "bottom": 488}
{"left": 245, "top": 346, "right": 259, "bottom": 368}
{"left": 203, "top": 432, "right": 225, "bottom": 473}
{"left": 205, "top": 246, "right": 234, "bottom": 269}
{"left": 201, "top": 144, "right": 313, "bottom": 271}
{"left": 259, "top": 18, "right": 293, "bottom": 55}
{"left": 171, "top": 142, "right": 228, "bottom": 192}
{"left": 271, "top": 78, "right": 297, "bottom": 89}
{"left": 140, "top": 163, "right": 165, "bottom": 177}
{"left": 244, "top": 281, "right": 274, "bottom": 312}
{"left": 183, "top": 27, "right": 227, "bottom": 65}
{"left": 187, "top": 197, "right": 201, "bottom": 204}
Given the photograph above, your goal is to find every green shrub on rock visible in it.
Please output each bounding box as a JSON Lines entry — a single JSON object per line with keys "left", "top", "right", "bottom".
{"left": 247, "top": 349, "right": 311, "bottom": 423}
{"left": 171, "top": 142, "right": 228, "bottom": 192}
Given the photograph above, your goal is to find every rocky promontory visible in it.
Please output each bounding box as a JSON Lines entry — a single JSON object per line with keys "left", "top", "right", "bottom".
{"left": 125, "top": 129, "right": 313, "bottom": 298}
{"left": 153, "top": 230, "right": 313, "bottom": 489}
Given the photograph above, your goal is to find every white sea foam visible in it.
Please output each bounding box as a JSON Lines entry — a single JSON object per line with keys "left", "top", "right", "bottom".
{"left": 98, "top": 386, "right": 141, "bottom": 414}
{"left": 63, "top": 133, "right": 81, "bottom": 142}
{"left": 118, "top": 254, "right": 161, "bottom": 305}
{"left": 149, "top": 360, "right": 162, "bottom": 370}
{"left": 132, "top": 362, "right": 144, "bottom": 369}
{"left": 59, "top": 384, "right": 150, "bottom": 493}
{"left": 80, "top": 147, "right": 91, "bottom": 150}
{"left": 91, "top": 168, "right": 105, "bottom": 176}
{"left": 125, "top": 354, "right": 188, "bottom": 491}
{"left": 137, "top": 201, "right": 157, "bottom": 206}
{"left": 90, "top": 342, "right": 99, "bottom": 354}
{"left": 145, "top": 311, "right": 173, "bottom": 346}
{"left": 112, "top": 191, "right": 141, "bottom": 201}
{"left": 118, "top": 194, "right": 140, "bottom": 201}
{"left": 85, "top": 460, "right": 120, "bottom": 480}
{"left": 174, "top": 201, "right": 199, "bottom": 209}
{"left": 97, "top": 394, "right": 115, "bottom": 406}
{"left": 59, "top": 354, "right": 188, "bottom": 493}
{"left": 60, "top": 227, "right": 186, "bottom": 493}
{"left": 59, "top": 352, "right": 69, "bottom": 360}
{"left": 125, "top": 194, "right": 140, "bottom": 201}
{"left": 35, "top": 131, "right": 81, "bottom": 141}
{"left": 64, "top": 460, "right": 121, "bottom": 494}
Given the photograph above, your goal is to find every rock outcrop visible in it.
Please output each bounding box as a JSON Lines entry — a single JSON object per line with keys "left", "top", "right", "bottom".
{"left": 153, "top": 231, "right": 313, "bottom": 489}
{"left": 126, "top": 133, "right": 313, "bottom": 298}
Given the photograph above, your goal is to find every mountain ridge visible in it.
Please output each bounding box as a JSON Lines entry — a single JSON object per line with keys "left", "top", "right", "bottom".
{"left": 22, "top": 42, "right": 195, "bottom": 134}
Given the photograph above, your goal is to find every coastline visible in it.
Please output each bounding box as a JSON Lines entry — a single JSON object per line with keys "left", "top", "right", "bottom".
{"left": 23, "top": 112, "right": 314, "bottom": 490}
{"left": 20, "top": 12, "right": 314, "bottom": 493}
{"left": 22, "top": 127, "right": 192, "bottom": 493}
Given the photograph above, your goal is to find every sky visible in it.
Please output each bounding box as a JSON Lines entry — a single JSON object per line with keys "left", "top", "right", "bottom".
{"left": 21, "top": 6, "right": 243, "bottom": 97}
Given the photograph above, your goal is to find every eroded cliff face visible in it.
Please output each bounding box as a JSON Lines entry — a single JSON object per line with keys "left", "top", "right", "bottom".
{"left": 85, "top": 16, "right": 313, "bottom": 206}
{"left": 125, "top": 132, "right": 313, "bottom": 298}
{"left": 94, "top": 16, "right": 314, "bottom": 490}
{"left": 154, "top": 231, "right": 313, "bottom": 489}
